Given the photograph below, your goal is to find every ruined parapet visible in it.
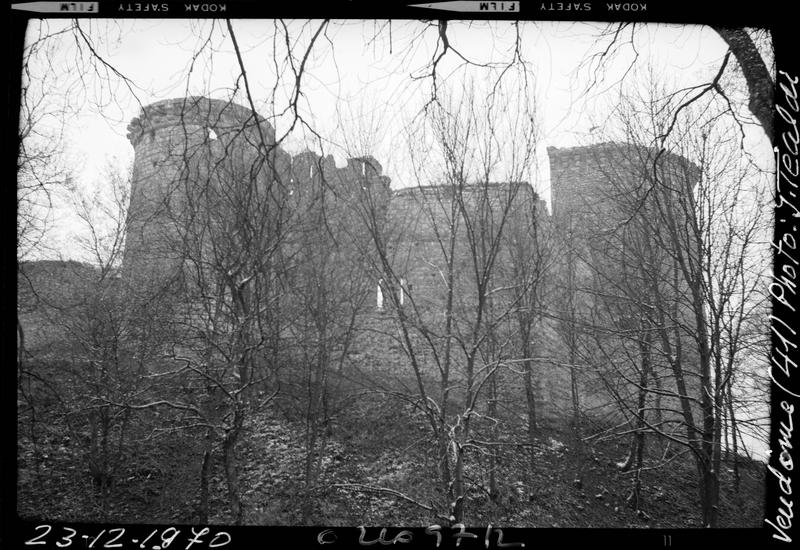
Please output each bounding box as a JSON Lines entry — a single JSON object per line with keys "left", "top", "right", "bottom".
{"left": 126, "top": 96, "right": 276, "bottom": 147}
{"left": 122, "top": 97, "right": 277, "bottom": 291}
{"left": 548, "top": 142, "right": 699, "bottom": 227}
{"left": 549, "top": 142, "right": 635, "bottom": 227}
{"left": 547, "top": 142, "right": 701, "bottom": 299}
{"left": 283, "top": 150, "right": 392, "bottom": 245}
{"left": 277, "top": 151, "right": 391, "bottom": 206}
{"left": 122, "top": 95, "right": 394, "bottom": 302}
{"left": 338, "top": 156, "right": 392, "bottom": 221}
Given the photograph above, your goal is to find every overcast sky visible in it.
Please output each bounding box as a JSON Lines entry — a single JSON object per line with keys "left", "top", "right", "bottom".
{"left": 22, "top": 18, "right": 772, "bottom": 259}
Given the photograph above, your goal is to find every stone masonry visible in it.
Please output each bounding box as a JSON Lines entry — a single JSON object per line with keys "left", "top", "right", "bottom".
{"left": 119, "top": 97, "right": 700, "bottom": 424}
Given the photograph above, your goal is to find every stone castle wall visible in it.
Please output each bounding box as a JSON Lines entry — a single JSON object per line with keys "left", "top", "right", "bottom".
{"left": 548, "top": 143, "right": 702, "bottom": 429}
{"left": 120, "top": 97, "right": 701, "bottom": 426}
{"left": 385, "top": 182, "right": 546, "bottom": 312}
{"left": 123, "top": 97, "right": 278, "bottom": 287}
{"left": 123, "top": 98, "right": 391, "bottom": 292}
{"left": 548, "top": 142, "right": 700, "bottom": 231}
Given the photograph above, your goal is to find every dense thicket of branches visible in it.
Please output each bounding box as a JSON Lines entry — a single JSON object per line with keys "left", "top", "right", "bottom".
{"left": 15, "top": 19, "right": 771, "bottom": 527}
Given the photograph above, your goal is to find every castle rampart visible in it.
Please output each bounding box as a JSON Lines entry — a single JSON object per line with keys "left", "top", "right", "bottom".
{"left": 122, "top": 97, "right": 392, "bottom": 297}
{"left": 119, "top": 99, "right": 702, "bottom": 426}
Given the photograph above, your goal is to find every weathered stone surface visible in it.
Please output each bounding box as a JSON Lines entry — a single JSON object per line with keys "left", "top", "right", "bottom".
{"left": 113, "top": 99, "right": 701, "bottom": 423}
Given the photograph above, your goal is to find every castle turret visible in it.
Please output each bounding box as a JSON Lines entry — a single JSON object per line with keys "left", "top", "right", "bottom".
{"left": 547, "top": 142, "right": 702, "bottom": 421}
{"left": 122, "top": 97, "right": 277, "bottom": 290}
{"left": 548, "top": 142, "right": 700, "bottom": 228}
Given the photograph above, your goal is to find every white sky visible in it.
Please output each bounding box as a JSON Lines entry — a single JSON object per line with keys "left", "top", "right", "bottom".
{"left": 22, "top": 19, "right": 772, "bottom": 258}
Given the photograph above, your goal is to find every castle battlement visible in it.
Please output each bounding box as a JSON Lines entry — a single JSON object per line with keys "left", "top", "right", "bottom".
{"left": 126, "top": 96, "right": 276, "bottom": 147}
{"left": 122, "top": 98, "right": 393, "bottom": 288}
{"left": 548, "top": 141, "right": 700, "bottom": 222}
{"left": 116, "top": 100, "right": 705, "bottom": 428}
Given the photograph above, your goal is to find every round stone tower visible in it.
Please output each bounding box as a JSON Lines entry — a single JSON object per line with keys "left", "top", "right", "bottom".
{"left": 122, "top": 97, "right": 279, "bottom": 290}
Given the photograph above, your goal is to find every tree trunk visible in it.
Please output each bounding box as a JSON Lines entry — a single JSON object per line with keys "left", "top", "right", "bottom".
{"left": 438, "top": 196, "right": 459, "bottom": 506}
{"left": 521, "top": 330, "right": 538, "bottom": 473}
{"left": 451, "top": 442, "right": 465, "bottom": 524}
{"left": 303, "top": 427, "right": 317, "bottom": 522}
{"left": 303, "top": 339, "right": 327, "bottom": 523}
{"left": 303, "top": 391, "right": 320, "bottom": 522}
{"left": 727, "top": 383, "right": 741, "bottom": 495}
{"left": 569, "top": 359, "right": 581, "bottom": 447}
{"left": 629, "top": 345, "right": 648, "bottom": 509}
{"left": 712, "top": 27, "right": 775, "bottom": 145}
{"left": 564, "top": 225, "right": 581, "bottom": 448}
{"left": 223, "top": 407, "right": 244, "bottom": 524}
{"left": 488, "top": 374, "right": 499, "bottom": 502}
{"left": 693, "top": 288, "right": 719, "bottom": 528}
{"left": 653, "top": 371, "right": 663, "bottom": 427}
{"left": 699, "top": 461, "right": 720, "bottom": 528}
{"left": 198, "top": 428, "right": 213, "bottom": 523}
{"left": 437, "top": 429, "right": 452, "bottom": 501}
{"left": 17, "top": 317, "right": 25, "bottom": 374}
{"left": 621, "top": 333, "right": 650, "bottom": 474}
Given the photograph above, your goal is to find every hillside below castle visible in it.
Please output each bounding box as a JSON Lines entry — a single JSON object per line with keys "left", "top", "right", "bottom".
{"left": 17, "top": 97, "right": 759, "bottom": 528}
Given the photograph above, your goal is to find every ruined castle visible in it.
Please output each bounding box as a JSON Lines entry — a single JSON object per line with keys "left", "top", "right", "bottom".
{"left": 124, "top": 97, "right": 388, "bottom": 287}
{"left": 118, "top": 96, "right": 700, "bottom": 423}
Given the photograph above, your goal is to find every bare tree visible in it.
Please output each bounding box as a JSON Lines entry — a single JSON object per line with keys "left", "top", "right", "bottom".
{"left": 578, "top": 24, "right": 774, "bottom": 146}
{"left": 573, "top": 79, "right": 771, "bottom": 525}
{"left": 16, "top": 163, "right": 171, "bottom": 517}
{"left": 497, "top": 185, "right": 553, "bottom": 483}
{"left": 327, "top": 75, "right": 542, "bottom": 523}
{"left": 16, "top": 17, "right": 771, "bottom": 528}
{"left": 278, "top": 152, "right": 378, "bottom": 521}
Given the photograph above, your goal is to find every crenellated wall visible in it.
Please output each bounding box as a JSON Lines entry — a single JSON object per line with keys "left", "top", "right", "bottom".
{"left": 122, "top": 98, "right": 391, "bottom": 293}
{"left": 119, "top": 98, "right": 700, "bottom": 426}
